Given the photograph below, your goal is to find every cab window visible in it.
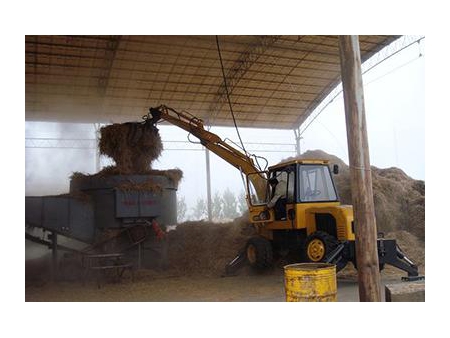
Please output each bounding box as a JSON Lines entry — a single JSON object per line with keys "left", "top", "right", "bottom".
{"left": 286, "top": 170, "right": 295, "bottom": 203}
{"left": 298, "top": 164, "right": 337, "bottom": 202}
{"left": 270, "top": 166, "right": 295, "bottom": 203}
{"left": 247, "top": 172, "right": 270, "bottom": 205}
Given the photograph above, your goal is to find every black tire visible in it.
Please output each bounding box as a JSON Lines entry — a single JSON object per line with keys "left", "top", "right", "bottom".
{"left": 305, "top": 231, "right": 347, "bottom": 272}
{"left": 246, "top": 236, "right": 273, "bottom": 269}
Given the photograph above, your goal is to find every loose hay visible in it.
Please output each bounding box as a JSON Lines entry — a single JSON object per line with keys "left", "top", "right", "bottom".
{"left": 150, "top": 169, "right": 184, "bottom": 186}
{"left": 70, "top": 168, "right": 183, "bottom": 190}
{"left": 166, "top": 218, "right": 254, "bottom": 277}
{"left": 116, "top": 179, "right": 163, "bottom": 194}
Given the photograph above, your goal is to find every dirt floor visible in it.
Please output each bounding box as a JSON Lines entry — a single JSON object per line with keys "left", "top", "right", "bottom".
{"left": 25, "top": 261, "right": 422, "bottom": 302}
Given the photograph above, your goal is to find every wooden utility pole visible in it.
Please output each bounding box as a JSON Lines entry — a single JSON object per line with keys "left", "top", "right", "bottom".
{"left": 338, "top": 36, "right": 382, "bottom": 302}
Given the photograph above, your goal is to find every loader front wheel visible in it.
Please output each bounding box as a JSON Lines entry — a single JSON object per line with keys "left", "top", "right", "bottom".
{"left": 305, "top": 231, "right": 337, "bottom": 262}
{"left": 246, "top": 236, "right": 273, "bottom": 269}
{"left": 305, "top": 231, "right": 348, "bottom": 271}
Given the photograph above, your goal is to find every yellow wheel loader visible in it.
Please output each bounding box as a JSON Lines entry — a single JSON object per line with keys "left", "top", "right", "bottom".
{"left": 148, "top": 105, "right": 421, "bottom": 280}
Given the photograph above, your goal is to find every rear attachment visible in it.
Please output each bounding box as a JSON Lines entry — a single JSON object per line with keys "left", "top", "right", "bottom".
{"left": 325, "top": 237, "right": 425, "bottom": 281}
{"left": 377, "top": 238, "right": 424, "bottom": 281}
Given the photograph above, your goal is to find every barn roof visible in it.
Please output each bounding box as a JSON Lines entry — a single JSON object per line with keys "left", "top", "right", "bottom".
{"left": 25, "top": 35, "right": 399, "bottom": 129}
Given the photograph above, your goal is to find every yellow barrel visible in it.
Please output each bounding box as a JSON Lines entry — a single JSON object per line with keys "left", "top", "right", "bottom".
{"left": 284, "top": 263, "right": 337, "bottom": 302}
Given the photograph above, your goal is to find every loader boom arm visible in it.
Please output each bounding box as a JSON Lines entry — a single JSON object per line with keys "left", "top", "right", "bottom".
{"left": 147, "top": 105, "right": 267, "bottom": 199}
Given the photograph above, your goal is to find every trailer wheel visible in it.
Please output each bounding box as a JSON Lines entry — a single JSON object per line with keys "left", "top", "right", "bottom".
{"left": 305, "top": 231, "right": 347, "bottom": 271}
{"left": 246, "top": 236, "right": 273, "bottom": 269}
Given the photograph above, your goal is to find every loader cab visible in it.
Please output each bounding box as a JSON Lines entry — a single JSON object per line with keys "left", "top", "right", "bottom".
{"left": 247, "top": 160, "right": 339, "bottom": 222}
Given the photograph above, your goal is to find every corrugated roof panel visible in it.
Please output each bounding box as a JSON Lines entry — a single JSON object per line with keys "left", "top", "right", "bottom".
{"left": 25, "top": 35, "right": 400, "bottom": 128}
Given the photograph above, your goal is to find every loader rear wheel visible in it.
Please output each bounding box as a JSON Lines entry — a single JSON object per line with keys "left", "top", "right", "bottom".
{"left": 246, "top": 236, "right": 273, "bottom": 269}
{"left": 305, "top": 231, "right": 347, "bottom": 271}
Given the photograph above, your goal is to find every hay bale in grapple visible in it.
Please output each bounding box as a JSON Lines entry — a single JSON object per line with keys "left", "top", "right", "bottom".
{"left": 99, "top": 122, "right": 163, "bottom": 173}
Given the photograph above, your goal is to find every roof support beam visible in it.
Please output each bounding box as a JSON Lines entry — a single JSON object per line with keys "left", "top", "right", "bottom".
{"left": 338, "top": 35, "right": 381, "bottom": 302}
{"left": 293, "top": 128, "right": 302, "bottom": 156}
{"left": 98, "top": 36, "right": 121, "bottom": 97}
{"left": 208, "top": 35, "right": 281, "bottom": 124}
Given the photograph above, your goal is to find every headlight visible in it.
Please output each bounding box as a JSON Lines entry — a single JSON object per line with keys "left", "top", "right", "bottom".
{"left": 259, "top": 210, "right": 270, "bottom": 220}
{"left": 252, "top": 210, "right": 269, "bottom": 221}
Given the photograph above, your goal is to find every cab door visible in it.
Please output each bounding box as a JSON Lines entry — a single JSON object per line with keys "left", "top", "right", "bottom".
{"left": 268, "top": 165, "right": 296, "bottom": 224}
{"left": 246, "top": 171, "right": 272, "bottom": 223}
{"left": 284, "top": 166, "right": 296, "bottom": 224}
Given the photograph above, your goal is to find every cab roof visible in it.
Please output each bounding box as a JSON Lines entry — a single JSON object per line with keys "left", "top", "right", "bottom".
{"left": 269, "top": 158, "right": 330, "bottom": 171}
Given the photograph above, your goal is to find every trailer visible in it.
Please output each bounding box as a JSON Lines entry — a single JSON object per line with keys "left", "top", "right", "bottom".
{"left": 25, "top": 172, "right": 178, "bottom": 279}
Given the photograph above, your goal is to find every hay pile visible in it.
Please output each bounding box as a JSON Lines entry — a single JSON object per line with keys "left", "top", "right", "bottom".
{"left": 99, "top": 122, "right": 163, "bottom": 173}
{"left": 166, "top": 217, "right": 254, "bottom": 276}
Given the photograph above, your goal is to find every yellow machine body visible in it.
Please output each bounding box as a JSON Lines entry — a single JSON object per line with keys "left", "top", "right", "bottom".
{"left": 250, "top": 203, "right": 355, "bottom": 242}
{"left": 247, "top": 159, "right": 355, "bottom": 243}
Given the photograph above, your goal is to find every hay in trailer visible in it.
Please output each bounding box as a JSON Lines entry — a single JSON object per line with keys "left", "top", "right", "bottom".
{"left": 149, "top": 168, "right": 183, "bottom": 186}
{"left": 99, "top": 122, "right": 163, "bottom": 173}
{"left": 70, "top": 168, "right": 183, "bottom": 190}
{"left": 116, "top": 179, "right": 164, "bottom": 194}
